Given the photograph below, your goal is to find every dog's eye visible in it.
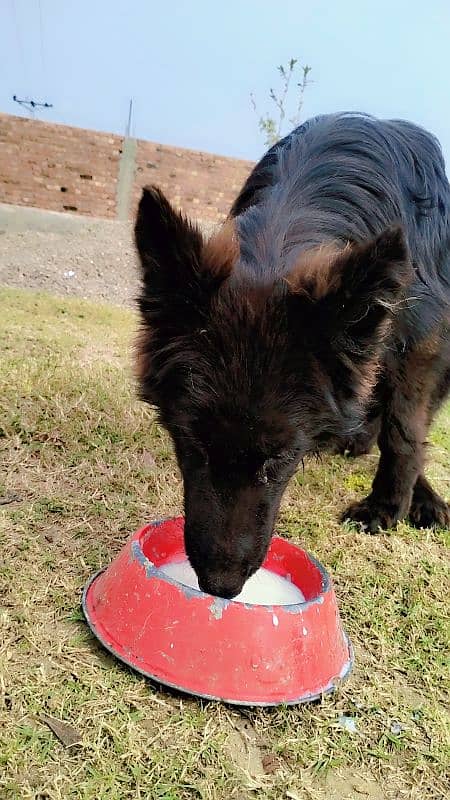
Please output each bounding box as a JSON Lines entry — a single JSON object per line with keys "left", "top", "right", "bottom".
{"left": 264, "top": 451, "right": 297, "bottom": 478}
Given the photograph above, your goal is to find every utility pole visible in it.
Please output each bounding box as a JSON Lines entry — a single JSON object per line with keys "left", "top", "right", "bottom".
{"left": 125, "top": 98, "right": 133, "bottom": 138}
{"left": 117, "top": 97, "right": 137, "bottom": 221}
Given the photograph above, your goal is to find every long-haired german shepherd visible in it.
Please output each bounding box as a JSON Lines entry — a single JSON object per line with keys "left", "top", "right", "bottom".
{"left": 134, "top": 113, "right": 449, "bottom": 598}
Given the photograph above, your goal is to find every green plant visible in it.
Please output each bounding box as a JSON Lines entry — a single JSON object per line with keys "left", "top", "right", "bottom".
{"left": 251, "top": 58, "right": 312, "bottom": 147}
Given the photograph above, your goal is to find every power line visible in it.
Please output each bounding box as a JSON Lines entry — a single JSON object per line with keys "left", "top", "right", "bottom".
{"left": 37, "top": 0, "right": 46, "bottom": 80}
{"left": 10, "top": 0, "right": 29, "bottom": 85}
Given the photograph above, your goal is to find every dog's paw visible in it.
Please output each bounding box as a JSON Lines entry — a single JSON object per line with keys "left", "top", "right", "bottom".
{"left": 341, "top": 496, "right": 399, "bottom": 533}
{"left": 409, "top": 489, "right": 450, "bottom": 529}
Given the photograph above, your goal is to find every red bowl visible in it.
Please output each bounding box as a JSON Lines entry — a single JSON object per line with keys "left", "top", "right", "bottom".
{"left": 82, "top": 517, "right": 353, "bottom": 706}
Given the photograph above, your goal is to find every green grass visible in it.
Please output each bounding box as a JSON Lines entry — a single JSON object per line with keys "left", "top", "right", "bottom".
{"left": 0, "top": 287, "right": 449, "bottom": 800}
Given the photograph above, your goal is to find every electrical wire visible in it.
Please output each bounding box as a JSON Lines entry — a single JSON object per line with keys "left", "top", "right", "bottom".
{"left": 37, "top": 0, "right": 46, "bottom": 82}
{"left": 9, "top": 0, "right": 29, "bottom": 86}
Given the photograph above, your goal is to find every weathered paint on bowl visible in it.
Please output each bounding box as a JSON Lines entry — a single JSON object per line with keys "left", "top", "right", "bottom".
{"left": 82, "top": 517, "right": 353, "bottom": 706}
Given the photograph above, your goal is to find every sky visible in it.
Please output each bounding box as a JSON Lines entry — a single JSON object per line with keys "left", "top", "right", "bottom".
{"left": 1, "top": 0, "right": 450, "bottom": 165}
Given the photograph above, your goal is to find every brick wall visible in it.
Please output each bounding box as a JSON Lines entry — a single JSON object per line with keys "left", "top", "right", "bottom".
{"left": 132, "top": 140, "right": 252, "bottom": 222}
{"left": 0, "top": 114, "right": 121, "bottom": 218}
{"left": 0, "top": 113, "right": 253, "bottom": 222}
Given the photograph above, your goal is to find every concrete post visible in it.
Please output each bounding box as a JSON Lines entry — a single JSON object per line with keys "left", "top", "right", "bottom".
{"left": 116, "top": 137, "right": 137, "bottom": 220}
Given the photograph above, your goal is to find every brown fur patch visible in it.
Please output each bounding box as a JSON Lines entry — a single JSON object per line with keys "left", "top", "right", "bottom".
{"left": 357, "top": 355, "right": 382, "bottom": 406}
{"left": 354, "top": 315, "right": 394, "bottom": 406}
{"left": 202, "top": 220, "right": 239, "bottom": 279}
{"left": 415, "top": 329, "right": 443, "bottom": 358}
{"left": 285, "top": 242, "right": 348, "bottom": 299}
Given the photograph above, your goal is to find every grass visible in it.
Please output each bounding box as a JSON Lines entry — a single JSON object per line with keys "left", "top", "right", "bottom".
{"left": 0, "top": 286, "right": 449, "bottom": 800}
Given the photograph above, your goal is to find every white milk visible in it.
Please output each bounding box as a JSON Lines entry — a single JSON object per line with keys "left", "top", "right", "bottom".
{"left": 159, "top": 559, "right": 305, "bottom": 605}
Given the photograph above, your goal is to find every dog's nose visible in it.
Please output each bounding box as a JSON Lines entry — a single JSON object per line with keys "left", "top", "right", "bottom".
{"left": 198, "top": 575, "right": 243, "bottom": 600}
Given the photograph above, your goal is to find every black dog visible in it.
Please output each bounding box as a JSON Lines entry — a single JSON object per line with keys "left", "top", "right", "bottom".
{"left": 135, "top": 113, "right": 450, "bottom": 599}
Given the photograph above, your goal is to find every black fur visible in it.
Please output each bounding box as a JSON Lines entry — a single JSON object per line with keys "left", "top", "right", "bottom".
{"left": 231, "top": 113, "right": 449, "bottom": 339}
{"left": 135, "top": 114, "right": 450, "bottom": 598}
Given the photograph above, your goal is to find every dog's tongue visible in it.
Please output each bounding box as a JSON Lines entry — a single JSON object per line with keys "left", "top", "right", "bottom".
{"left": 159, "top": 559, "right": 304, "bottom": 605}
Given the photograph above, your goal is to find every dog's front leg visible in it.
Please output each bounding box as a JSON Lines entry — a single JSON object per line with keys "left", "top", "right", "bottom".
{"left": 342, "top": 350, "right": 429, "bottom": 533}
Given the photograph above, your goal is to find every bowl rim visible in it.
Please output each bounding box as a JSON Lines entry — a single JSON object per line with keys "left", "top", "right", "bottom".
{"left": 82, "top": 567, "right": 354, "bottom": 707}
{"left": 131, "top": 518, "right": 331, "bottom": 611}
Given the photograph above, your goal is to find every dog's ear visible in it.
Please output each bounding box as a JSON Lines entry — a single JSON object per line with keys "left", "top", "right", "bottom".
{"left": 288, "top": 226, "right": 413, "bottom": 402}
{"left": 135, "top": 186, "right": 237, "bottom": 324}
{"left": 327, "top": 227, "right": 412, "bottom": 363}
{"left": 135, "top": 186, "right": 203, "bottom": 295}
{"left": 330, "top": 226, "right": 411, "bottom": 341}
{"left": 134, "top": 187, "right": 239, "bottom": 402}
{"left": 289, "top": 226, "right": 412, "bottom": 352}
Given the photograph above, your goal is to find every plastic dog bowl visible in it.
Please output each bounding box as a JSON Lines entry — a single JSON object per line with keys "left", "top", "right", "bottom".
{"left": 82, "top": 517, "right": 353, "bottom": 706}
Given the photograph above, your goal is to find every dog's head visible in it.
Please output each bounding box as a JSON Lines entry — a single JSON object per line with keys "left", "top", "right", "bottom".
{"left": 135, "top": 186, "right": 411, "bottom": 597}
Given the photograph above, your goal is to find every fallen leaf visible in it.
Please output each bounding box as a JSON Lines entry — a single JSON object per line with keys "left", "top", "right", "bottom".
{"left": 40, "top": 715, "right": 82, "bottom": 747}
{"left": 0, "top": 494, "right": 22, "bottom": 505}
{"left": 262, "top": 752, "right": 281, "bottom": 774}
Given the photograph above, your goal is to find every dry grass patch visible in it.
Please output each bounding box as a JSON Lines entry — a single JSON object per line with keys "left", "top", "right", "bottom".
{"left": 0, "top": 288, "right": 449, "bottom": 800}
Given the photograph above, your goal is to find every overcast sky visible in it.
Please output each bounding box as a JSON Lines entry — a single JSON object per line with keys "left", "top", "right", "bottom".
{"left": 1, "top": 0, "right": 449, "bottom": 165}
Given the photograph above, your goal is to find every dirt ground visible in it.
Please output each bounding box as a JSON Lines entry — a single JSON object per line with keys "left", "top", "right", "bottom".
{"left": 0, "top": 209, "right": 215, "bottom": 308}
{"left": 0, "top": 220, "right": 137, "bottom": 307}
